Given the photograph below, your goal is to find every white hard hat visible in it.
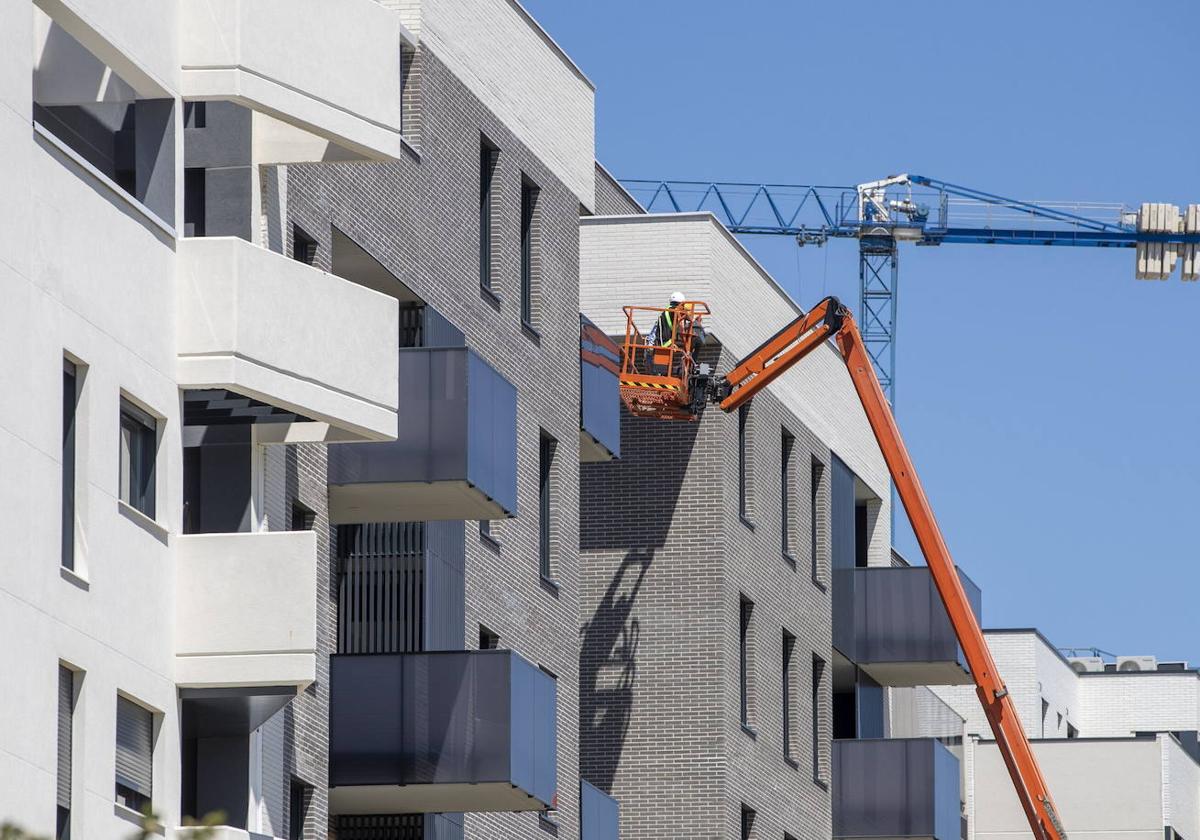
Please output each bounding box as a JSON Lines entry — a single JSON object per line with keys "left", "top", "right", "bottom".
{"left": 669, "top": 291, "right": 686, "bottom": 304}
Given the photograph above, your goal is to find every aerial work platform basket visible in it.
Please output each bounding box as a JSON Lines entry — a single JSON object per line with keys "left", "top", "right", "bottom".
{"left": 618, "top": 302, "right": 710, "bottom": 421}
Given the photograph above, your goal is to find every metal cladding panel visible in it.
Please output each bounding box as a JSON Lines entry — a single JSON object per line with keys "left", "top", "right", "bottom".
{"left": 581, "top": 780, "right": 620, "bottom": 840}
{"left": 837, "top": 566, "right": 982, "bottom": 669}
{"left": 580, "top": 315, "right": 621, "bottom": 459}
{"left": 832, "top": 738, "right": 960, "bottom": 840}
{"left": 424, "top": 520, "right": 466, "bottom": 652}
{"left": 465, "top": 351, "right": 519, "bottom": 515}
{"left": 329, "top": 651, "right": 553, "bottom": 804}
{"left": 329, "top": 655, "right": 406, "bottom": 785}
{"left": 427, "top": 349, "right": 470, "bottom": 483}
{"left": 508, "top": 655, "right": 558, "bottom": 808}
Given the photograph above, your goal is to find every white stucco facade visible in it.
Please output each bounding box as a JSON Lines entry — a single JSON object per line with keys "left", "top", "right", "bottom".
{"left": 0, "top": 2, "right": 403, "bottom": 837}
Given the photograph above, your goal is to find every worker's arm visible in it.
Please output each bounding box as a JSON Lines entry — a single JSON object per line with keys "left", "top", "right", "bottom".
{"left": 716, "top": 297, "right": 1067, "bottom": 840}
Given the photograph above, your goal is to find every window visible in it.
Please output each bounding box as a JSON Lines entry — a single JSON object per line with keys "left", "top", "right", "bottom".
{"left": 1067, "top": 723, "right": 1079, "bottom": 739}
{"left": 740, "top": 804, "right": 755, "bottom": 840}
{"left": 479, "top": 625, "right": 500, "bottom": 650}
{"left": 119, "top": 399, "right": 156, "bottom": 519}
{"left": 62, "top": 359, "right": 78, "bottom": 570}
{"left": 479, "top": 519, "right": 494, "bottom": 543}
{"left": 57, "top": 665, "right": 75, "bottom": 840}
{"left": 738, "top": 404, "right": 751, "bottom": 521}
{"left": 520, "top": 178, "right": 539, "bottom": 327}
{"left": 292, "top": 225, "right": 317, "bottom": 265}
{"left": 479, "top": 140, "right": 497, "bottom": 292}
{"left": 781, "top": 429, "right": 795, "bottom": 558}
{"left": 810, "top": 459, "right": 824, "bottom": 582}
{"left": 183, "top": 101, "right": 207, "bottom": 129}
{"left": 115, "top": 696, "right": 153, "bottom": 813}
{"left": 288, "top": 779, "right": 310, "bottom": 840}
{"left": 739, "top": 596, "right": 754, "bottom": 727}
{"left": 812, "top": 654, "right": 827, "bottom": 782}
{"left": 782, "top": 630, "right": 796, "bottom": 761}
{"left": 855, "top": 502, "right": 870, "bottom": 567}
{"left": 539, "top": 431, "right": 556, "bottom": 580}
{"left": 183, "top": 168, "right": 205, "bottom": 237}
{"left": 290, "top": 500, "right": 316, "bottom": 531}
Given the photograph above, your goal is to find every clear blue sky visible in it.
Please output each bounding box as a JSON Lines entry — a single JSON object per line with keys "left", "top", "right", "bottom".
{"left": 525, "top": 0, "right": 1200, "bottom": 662}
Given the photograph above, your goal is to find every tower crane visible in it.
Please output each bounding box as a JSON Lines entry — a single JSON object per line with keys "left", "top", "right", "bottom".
{"left": 622, "top": 175, "right": 1200, "bottom": 402}
{"left": 616, "top": 297, "right": 1068, "bottom": 839}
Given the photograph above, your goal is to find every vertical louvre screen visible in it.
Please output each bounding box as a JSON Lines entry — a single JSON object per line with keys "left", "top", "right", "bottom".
{"left": 337, "top": 523, "right": 425, "bottom": 654}
{"left": 335, "top": 814, "right": 424, "bottom": 839}
{"left": 115, "top": 697, "right": 153, "bottom": 800}
{"left": 398, "top": 303, "right": 424, "bottom": 349}
{"left": 57, "top": 666, "right": 73, "bottom": 809}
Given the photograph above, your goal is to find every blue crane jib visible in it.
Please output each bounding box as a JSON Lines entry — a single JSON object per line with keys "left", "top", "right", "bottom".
{"left": 621, "top": 174, "right": 1200, "bottom": 401}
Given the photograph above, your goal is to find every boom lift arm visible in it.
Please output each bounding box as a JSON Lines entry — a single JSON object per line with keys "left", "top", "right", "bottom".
{"left": 622, "top": 297, "right": 1067, "bottom": 839}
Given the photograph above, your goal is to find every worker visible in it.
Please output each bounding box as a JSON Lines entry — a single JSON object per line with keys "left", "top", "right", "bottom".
{"left": 649, "top": 291, "right": 687, "bottom": 349}
{"left": 646, "top": 291, "right": 690, "bottom": 376}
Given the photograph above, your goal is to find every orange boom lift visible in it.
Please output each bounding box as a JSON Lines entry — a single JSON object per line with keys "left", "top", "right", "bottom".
{"left": 619, "top": 296, "right": 1067, "bottom": 840}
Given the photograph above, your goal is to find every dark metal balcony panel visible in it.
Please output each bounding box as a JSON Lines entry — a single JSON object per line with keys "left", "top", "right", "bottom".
{"left": 327, "top": 348, "right": 518, "bottom": 523}
{"left": 328, "top": 651, "right": 556, "bottom": 815}
{"left": 579, "top": 315, "right": 620, "bottom": 461}
{"left": 581, "top": 780, "right": 620, "bottom": 840}
{"left": 833, "top": 738, "right": 960, "bottom": 840}
{"left": 834, "top": 566, "right": 982, "bottom": 687}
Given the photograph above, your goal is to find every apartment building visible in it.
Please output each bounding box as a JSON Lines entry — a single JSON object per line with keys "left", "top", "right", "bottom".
{"left": 922, "top": 630, "right": 1200, "bottom": 840}
{"left": 2, "top": 0, "right": 624, "bottom": 839}
{"left": 576, "top": 203, "right": 979, "bottom": 840}
{"left": 3, "top": 0, "right": 412, "bottom": 838}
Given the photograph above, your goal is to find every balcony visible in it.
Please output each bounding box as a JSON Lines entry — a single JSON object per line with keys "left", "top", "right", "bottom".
{"left": 833, "top": 739, "right": 961, "bottom": 840}
{"left": 833, "top": 565, "right": 981, "bottom": 687}
{"left": 175, "top": 531, "right": 317, "bottom": 690}
{"left": 328, "top": 348, "right": 518, "bottom": 523}
{"left": 328, "top": 650, "right": 557, "bottom": 815}
{"left": 180, "top": 0, "right": 407, "bottom": 160}
{"left": 581, "top": 780, "right": 620, "bottom": 840}
{"left": 580, "top": 315, "right": 620, "bottom": 461}
{"left": 176, "top": 236, "right": 399, "bottom": 443}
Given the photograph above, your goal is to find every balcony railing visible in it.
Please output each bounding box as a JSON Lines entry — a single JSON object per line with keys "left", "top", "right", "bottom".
{"left": 833, "top": 565, "right": 981, "bottom": 687}
{"left": 833, "top": 738, "right": 961, "bottom": 840}
{"left": 329, "top": 650, "right": 557, "bottom": 815}
{"left": 328, "top": 348, "right": 518, "bottom": 523}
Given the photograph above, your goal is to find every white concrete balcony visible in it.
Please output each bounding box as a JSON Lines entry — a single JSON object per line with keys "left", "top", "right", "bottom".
{"left": 175, "top": 531, "right": 317, "bottom": 690}
{"left": 180, "top": 0, "right": 406, "bottom": 161}
{"left": 177, "top": 236, "right": 399, "bottom": 443}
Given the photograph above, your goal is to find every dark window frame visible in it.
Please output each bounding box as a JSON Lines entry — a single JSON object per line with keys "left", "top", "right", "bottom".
{"left": 738, "top": 404, "right": 751, "bottom": 523}
{"left": 781, "top": 428, "right": 795, "bottom": 559}
{"left": 520, "top": 177, "right": 539, "bottom": 328}
{"left": 782, "top": 630, "right": 796, "bottom": 761}
{"left": 539, "top": 431, "right": 556, "bottom": 581}
{"left": 479, "top": 139, "right": 498, "bottom": 293}
{"left": 114, "top": 695, "right": 154, "bottom": 813}
{"left": 288, "top": 777, "right": 310, "bottom": 840}
{"left": 810, "top": 458, "right": 824, "bottom": 585}
{"left": 812, "top": 654, "right": 827, "bottom": 783}
{"left": 479, "top": 625, "right": 500, "bottom": 650}
{"left": 118, "top": 398, "right": 157, "bottom": 520}
{"left": 183, "top": 167, "right": 205, "bottom": 237}
{"left": 739, "top": 596, "right": 753, "bottom": 728}
{"left": 292, "top": 224, "right": 317, "bottom": 266}
{"left": 62, "top": 359, "right": 78, "bottom": 571}
{"left": 740, "top": 804, "right": 756, "bottom": 840}
{"left": 57, "top": 664, "right": 75, "bottom": 840}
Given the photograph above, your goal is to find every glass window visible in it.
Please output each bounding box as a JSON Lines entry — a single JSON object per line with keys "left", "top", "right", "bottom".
{"left": 119, "top": 399, "right": 156, "bottom": 519}
{"left": 115, "top": 696, "right": 153, "bottom": 813}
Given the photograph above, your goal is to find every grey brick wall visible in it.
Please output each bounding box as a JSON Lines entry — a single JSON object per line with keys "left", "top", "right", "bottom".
{"left": 593, "top": 163, "right": 643, "bottom": 217}
{"left": 282, "top": 46, "right": 583, "bottom": 840}
{"left": 579, "top": 340, "right": 834, "bottom": 840}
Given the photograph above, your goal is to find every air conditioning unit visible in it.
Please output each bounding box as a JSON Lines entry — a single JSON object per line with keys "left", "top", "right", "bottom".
{"left": 1116, "top": 655, "right": 1158, "bottom": 672}
{"left": 1069, "top": 656, "right": 1105, "bottom": 674}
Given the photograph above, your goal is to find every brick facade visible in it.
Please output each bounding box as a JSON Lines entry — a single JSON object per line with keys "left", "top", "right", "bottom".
{"left": 579, "top": 339, "right": 836, "bottom": 840}
{"left": 281, "top": 46, "right": 584, "bottom": 840}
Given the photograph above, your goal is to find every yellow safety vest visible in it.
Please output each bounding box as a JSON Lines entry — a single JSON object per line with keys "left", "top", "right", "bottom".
{"left": 659, "top": 309, "right": 674, "bottom": 347}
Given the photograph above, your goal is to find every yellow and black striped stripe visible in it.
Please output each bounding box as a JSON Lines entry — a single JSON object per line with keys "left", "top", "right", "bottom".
{"left": 621, "top": 380, "right": 682, "bottom": 392}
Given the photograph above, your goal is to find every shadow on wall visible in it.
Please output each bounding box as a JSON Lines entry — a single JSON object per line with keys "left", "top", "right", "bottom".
{"left": 579, "top": 342, "right": 716, "bottom": 552}
{"left": 579, "top": 549, "right": 652, "bottom": 793}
